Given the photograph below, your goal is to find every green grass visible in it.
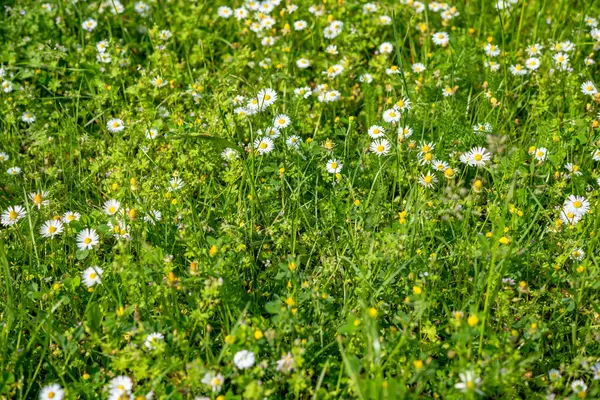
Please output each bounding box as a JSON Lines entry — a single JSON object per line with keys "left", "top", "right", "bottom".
{"left": 1, "top": 0, "right": 600, "bottom": 399}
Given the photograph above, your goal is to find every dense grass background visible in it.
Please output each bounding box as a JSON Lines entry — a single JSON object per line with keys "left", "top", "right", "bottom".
{"left": 1, "top": 0, "right": 600, "bottom": 398}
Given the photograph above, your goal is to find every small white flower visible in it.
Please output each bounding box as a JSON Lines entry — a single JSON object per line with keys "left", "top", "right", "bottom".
{"left": 39, "top": 384, "right": 64, "bottom": 400}
{"left": 82, "top": 266, "right": 103, "bottom": 287}
{"left": 107, "top": 118, "right": 125, "bottom": 133}
{"left": 144, "top": 332, "right": 164, "bottom": 350}
{"left": 233, "top": 350, "right": 256, "bottom": 370}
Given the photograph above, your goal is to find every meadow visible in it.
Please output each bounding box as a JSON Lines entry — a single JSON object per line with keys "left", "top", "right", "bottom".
{"left": 1, "top": 0, "right": 600, "bottom": 398}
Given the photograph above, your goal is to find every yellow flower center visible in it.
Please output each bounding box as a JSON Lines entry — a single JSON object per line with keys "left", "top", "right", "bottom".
{"left": 9, "top": 211, "right": 18, "bottom": 220}
{"left": 330, "top": 162, "right": 337, "bottom": 169}
{"left": 33, "top": 194, "right": 42, "bottom": 204}
{"left": 48, "top": 393, "right": 55, "bottom": 399}
{"left": 572, "top": 165, "right": 579, "bottom": 172}
{"left": 113, "top": 122, "right": 120, "bottom": 128}
{"left": 109, "top": 206, "right": 116, "bottom": 214}
{"left": 377, "top": 145, "right": 385, "bottom": 152}
{"left": 573, "top": 201, "right": 582, "bottom": 208}
{"left": 84, "top": 237, "right": 92, "bottom": 244}
{"left": 90, "top": 273, "right": 97, "bottom": 279}
{"left": 537, "top": 151, "right": 544, "bottom": 157}
{"left": 474, "top": 154, "right": 483, "bottom": 161}
{"left": 48, "top": 226, "right": 57, "bottom": 233}
{"left": 278, "top": 119, "right": 285, "bottom": 124}
{"left": 424, "top": 175, "right": 432, "bottom": 183}
{"left": 259, "top": 142, "right": 267, "bottom": 149}
{"left": 264, "top": 95, "right": 271, "bottom": 101}
{"left": 424, "top": 153, "right": 433, "bottom": 161}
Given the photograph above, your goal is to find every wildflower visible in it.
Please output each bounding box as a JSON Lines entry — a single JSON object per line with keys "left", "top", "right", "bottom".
{"left": 368, "top": 125, "right": 385, "bottom": 139}
{"left": 398, "top": 126, "right": 413, "bottom": 141}
{"left": 150, "top": 76, "right": 167, "bottom": 87}
{"left": 233, "top": 350, "right": 255, "bottom": 370}
{"left": 525, "top": 57, "right": 541, "bottom": 70}
{"left": 21, "top": 112, "right": 36, "bottom": 123}
{"left": 202, "top": 371, "right": 224, "bottom": 393}
{"left": 442, "top": 86, "right": 456, "bottom": 96}
{"left": 466, "top": 147, "right": 491, "bottom": 167}
{"left": 103, "top": 199, "right": 121, "bottom": 215}
{"left": 76, "top": 228, "right": 100, "bottom": 250}
{"left": 273, "top": 114, "right": 291, "bottom": 129}
{"left": 571, "top": 248, "right": 585, "bottom": 261}
{"left": 433, "top": 159, "right": 449, "bottom": 172}
{"left": 96, "top": 41, "right": 108, "bottom": 53}
{"left": 168, "top": 177, "right": 185, "bottom": 191}
{"left": 326, "top": 159, "right": 342, "bottom": 174}
{"left": 158, "top": 30, "right": 172, "bottom": 40}
{"left": 257, "top": 88, "right": 277, "bottom": 110}
{"left": 563, "top": 195, "right": 590, "bottom": 217}
{"left": 144, "top": 332, "right": 164, "bottom": 350}
{"left": 534, "top": 147, "right": 547, "bottom": 161}
{"left": 217, "top": 6, "right": 233, "bottom": 18}
{"left": 296, "top": 58, "right": 310, "bottom": 68}
{"left": 221, "top": 148, "right": 239, "bottom": 161}
{"left": 82, "top": 19, "right": 97, "bottom": 32}
{"left": 276, "top": 352, "right": 295, "bottom": 374}
{"left": 108, "top": 376, "right": 133, "bottom": 398}
{"left": 454, "top": 371, "right": 484, "bottom": 395}
{"left": 107, "top": 118, "right": 125, "bottom": 133}
{"left": 286, "top": 135, "right": 302, "bottom": 149}
{"left": 571, "top": 380, "right": 587, "bottom": 397}
{"left": 484, "top": 43, "right": 501, "bottom": 57}
{"left": 526, "top": 43, "right": 543, "bottom": 56}
{"left": 254, "top": 137, "right": 275, "bottom": 154}
{"left": 580, "top": 80, "right": 597, "bottom": 95}
{"left": 591, "top": 363, "right": 600, "bottom": 380}
{"left": 29, "top": 191, "right": 50, "bottom": 209}
{"left": 592, "top": 148, "right": 600, "bottom": 161}
{"left": 412, "top": 63, "right": 426, "bottom": 73}
{"left": 0, "top": 152, "right": 8, "bottom": 162}
{"left": 382, "top": 108, "right": 401, "bottom": 123}
{"left": 548, "top": 369, "right": 561, "bottom": 381}
{"left": 294, "top": 20, "right": 307, "bottom": 31}
{"left": 379, "top": 42, "right": 393, "bottom": 54}
{"left": 360, "top": 74, "right": 373, "bottom": 83}
{"left": 509, "top": 64, "right": 527, "bottom": 76}
{"left": 419, "top": 173, "right": 437, "bottom": 188}
{"left": 1, "top": 80, "right": 12, "bottom": 93}
{"left": 39, "top": 384, "right": 64, "bottom": 400}
{"left": 432, "top": 31, "right": 450, "bottom": 46}
{"left": 82, "top": 266, "right": 103, "bottom": 287}
{"left": 370, "top": 139, "right": 391, "bottom": 156}
{"left": 40, "top": 219, "right": 64, "bottom": 238}
{"left": 62, "top": 211, "right": 81, "bottom": 224}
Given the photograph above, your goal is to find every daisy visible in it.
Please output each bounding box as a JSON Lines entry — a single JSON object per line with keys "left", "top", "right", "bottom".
{"left": 158, "top": 30, "right": 172, "bottom": 40}
{"left": 257, "top": 88, "right": 277, "bottom": 110}
{"left": 29, "top": 191, "right": 50, "bottom": 208}
{"left": 419, "top": 173, "right": 438, "bottom": 188}
{"left": 525, "top": 57, "right": 540, "bottom": 70}
{"left": 0, "top": 152, "right": 8, "bottom": 162}
{"left": 294, "top": 86, "right": 312, "bottom": 98}
{"left": 286, "top": 135, "right": 302, "bottom": 149}
{"left": 202, "top": 372, "right": 224, "bottom": 393}
{"left": 82, "top": 18, "right": 97, "bottom": 32}
{"left": 591, "top": 148, "right": 600, "bottom": 161}
{"left": 264, "top": 127, "right": 280, "bottom": 139}
{"left": 473, "top": 123, "right": 492, "bottom": 134}
{"left": 296, "top": 58, "right": 310, "bottom": 69}
{"left": 233, "top": 350, "right": 255, "bottom": 370}
{"left": 360, "top": 74, "right": 373, "bottom": 83}
{"left": 442, "top": 86, "right": 456, "bottom": 96}
{"left": 62, "top": 211, "right": 81, "bottom": 224}
{"left": 217, "top": 6, "right": 232, "bottom": 18}
{"left": 21, "top": 112, "right": 36, "bottom": 123}
{"left": 560, "top": 209, "right": 582, "bottom": 226}
{"left": 254, "top": 137, "right": 275, "bottom": 154}
{"left": 454, "top": 371, "right": 484, "bottom": 395}
{"left": 40, "top": 219, "right": 64, "bottom": 238}
{"left": 553, "top": 52, "right": 569, "bottom": 66}
{"left": 150, "top": 76, "right": 167, "bottom": 87}
{"left": 326, "top": 159, "right": 342, "bottom": 174}
{"left": 534, "top": 147, "right": 547, "bottom": 161}
{"left": 108, "top": 376, "right": 133, "bottom": 398}
{"left": 571, "top": 380, "right": 587, "bottom": 396}
{"left": 368, "top": 125, "right": 385, "bottom": 139}
{"left": 144, "top": 332, "right": 164, "bottom": 350}
{"left": 39, "top": 384, "right": 64, "bottom": 400}
{"left": 325, "top": 45, "right": 338, "bottom": 55}
{"left": 395, "top": 97, "right": 411, "bottom": 112}
{"left": 419, "top": 142, "right": 435, "bottom": 154}
{"left": 432, "top": 31, "right": 450, "bottom": 46}
{"left": 467, "top": 147, "right": 491, "bottom": 167}
{"left": 134, "top": 2, "right": 150, "bottom": 16}
{"left": 221, "top": 148, "right": 239, "bottom": 161}
{"left": 591, "top": 363, "right": 600, "bottom": 380}
{"left": 146, "top": 128, "right": 159, "bottom": 139}
{"left": 412, "top": 63, "right": 426, "bottom": 73}
{"left": 82, "top": 266, "right": 103, "bottom": 287}
{"left": 484, "top": 43, "right": 501, "bottom": 57}
{"left": 570, "top": 248, "right": 585, "bottom": 261}
{"left": 76, "top": 228, "right": 100, "bottom": 250}
{"left": 276, "top": 352, "right": 295, "bottom": 374}
{"left": 7, "top": 166, "right": 21, "bottom": 175}
{"left": 398, "top": 126, "right": 413, "bottom": 142}
{"left": 294, "top": 20, "right": 307, "bottom": 30}
{"left": 96, "top": 41, "right": 108, "bottom": 53}
{"left": 370, "top": 139, "right": 391, "bottom": 156}
{"left": 565, "top": 163, "right": 582, "bottom": 176}
{"left": 563, "top": 195, "right": 590, "bottom": 217}
{"left": 107, "top": 118, "right": 125, "bottom": 133}
{"left": 96, "top": 53, "right": 111, "bottom": 64}
{"left": 1, "top": 205, "right": 26, "bottom": 226}
{"left": 509, "top": 64, "right": 527, "bottom": 76}
{"left": 382, "top": 108, "right": 401, "bottom": 123}
{"left": 168, "top": 177, "right": 185, "bottom": 191}
{"left": 526, "top": 43, "right": 543, "bottom": 56}
{"left": 2, "top": 80, "right": 12, "bottom": 93}
{"left": 379, "top": 42, "right": 393, "bottom": 54}
{"left": 581, "top": 81, "right": 597, "bottom": 95}
{"left": 548, "top": 369, "right": 562, "bottom": 381}
{"left": 432, "top": 159, "right": 449, "bottom": 172}
{"left": 234, "top": 7, "right": 248, "bottom": 20}
{"left": 273, "top": 114, "right": 291, "bottom": 129}
{"left": 103, "top": 199, "right": 121, "bottom": 215}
